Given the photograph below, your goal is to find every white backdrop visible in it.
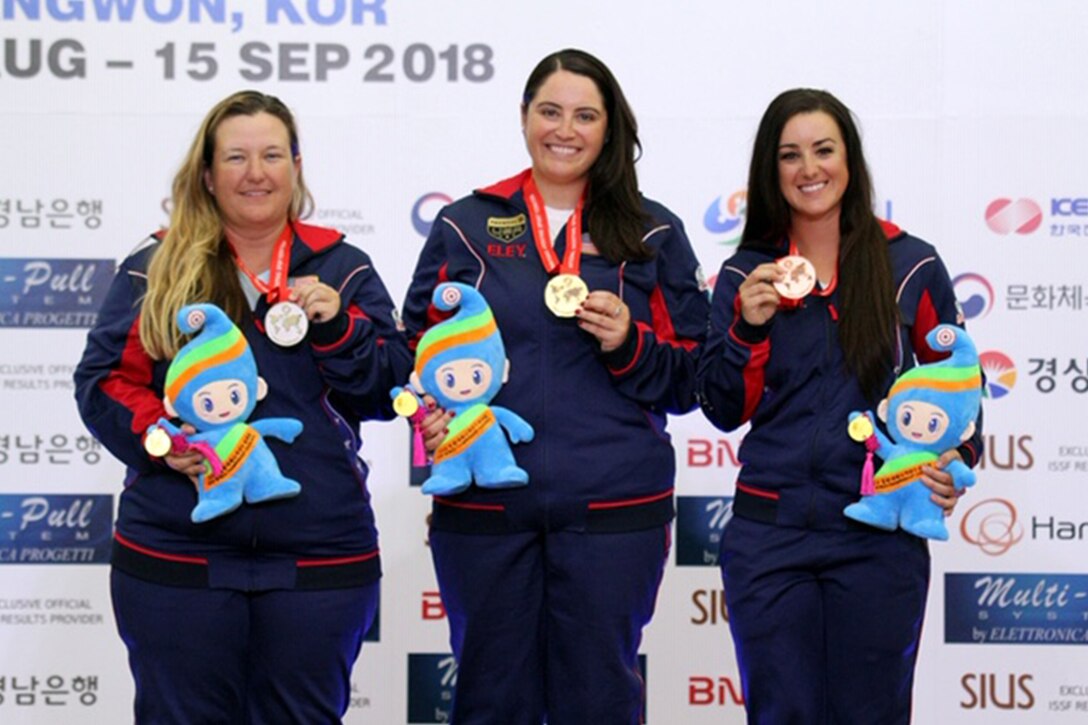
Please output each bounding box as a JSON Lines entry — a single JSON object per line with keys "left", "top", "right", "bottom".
{"left": 2, "top": 1, "right": 1086, "bottom": 722}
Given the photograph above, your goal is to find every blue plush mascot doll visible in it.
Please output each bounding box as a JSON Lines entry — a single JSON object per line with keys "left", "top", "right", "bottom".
{"left": 843, "top": 324, "right": 982, "bottom": 540}
{"left": 145, "top": 304, "right": 303, "bottom": 523}
{"left": 392, "top": 282, "right": 534, "bottom": 496}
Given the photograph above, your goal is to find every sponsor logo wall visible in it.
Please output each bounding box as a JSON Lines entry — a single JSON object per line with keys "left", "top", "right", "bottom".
{"left": 4, "top": 1, "right": 1085, "bottom": 722}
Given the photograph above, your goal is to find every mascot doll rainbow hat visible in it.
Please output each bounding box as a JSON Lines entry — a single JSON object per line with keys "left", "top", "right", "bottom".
{"left": 397, "top": 282, "right": 534, "bottom": 496}
{"left": 149, "top": 304, "right": 303, "bottom": 523}
{"left": 886, "top": 326, "right": 982, "bottom": 437}
{"left": 844, "top": 324, "right": 982, "bottom": 540}
{"left": 165, "top": 305, "right": 261, "bottom": 427}
{"left": 414, "top": 284, "right": 506, "bottom": 404}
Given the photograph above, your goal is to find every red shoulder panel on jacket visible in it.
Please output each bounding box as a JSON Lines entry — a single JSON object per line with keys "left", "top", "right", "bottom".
{"left": 879, "top": 218, "right": 904, "bottom": 240}
{"left": 293, "top": 221, "right": 343, "bottom": 251}
{"left": 476, "top": 169, "right": 532, "bottom": 200}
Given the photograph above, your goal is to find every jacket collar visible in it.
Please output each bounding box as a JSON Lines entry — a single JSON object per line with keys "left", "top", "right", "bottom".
{"left": 474, "top": 168, "right": 532, "bottom": 205}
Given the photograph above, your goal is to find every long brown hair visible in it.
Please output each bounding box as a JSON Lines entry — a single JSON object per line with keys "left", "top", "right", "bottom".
{"left": 140, "top": 90, "right": 314, "bottom": 359}
{"left": 742, "top": 88, "right": 898, "bottom": 402}
{"left": 521, "top": 49, "right": 653, "bottom": 264}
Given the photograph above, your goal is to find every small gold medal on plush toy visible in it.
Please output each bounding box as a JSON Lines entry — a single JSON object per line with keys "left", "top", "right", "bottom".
{"left": 847, "top": 414, "right": 874, "bottom": 442}
{"left": 144, "top": 426, "right": 172, "bottom": 457}
{"left": 392, "top": 388, "right": 421, "bottom": 418}
{"left": 544, "top": 273, "right": 589, "bottom": 318}
{"left": 774, "top": 255, "right": 817, "bottom": 300}
{"left": 399, "top": 282, "right": 534, "bottom": 496}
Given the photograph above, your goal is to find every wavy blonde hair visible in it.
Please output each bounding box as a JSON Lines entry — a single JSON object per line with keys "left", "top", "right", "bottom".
{"left": 139, "top": 90, "right": 315, "bottom": 359}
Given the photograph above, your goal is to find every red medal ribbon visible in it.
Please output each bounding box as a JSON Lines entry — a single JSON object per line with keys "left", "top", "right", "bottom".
{"left": 229, "top": 223, "right": 294, "bottom": 304}
{"left": 523, "top": 175, "right": 584, "bottom": 277}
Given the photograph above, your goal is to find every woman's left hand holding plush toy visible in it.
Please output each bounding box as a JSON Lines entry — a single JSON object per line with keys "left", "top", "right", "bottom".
{"left": 922, "top": 449, "right": 966, "bottom": 517}
{"left": 163, "top": 423, "right": 205, "bottom": 484}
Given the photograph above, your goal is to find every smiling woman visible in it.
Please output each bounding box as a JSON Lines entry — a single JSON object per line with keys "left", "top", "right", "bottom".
{"left": 401, "top": 49, "right": 710, "bottom": 724}
{"left": 203, "top": 112, "right": 301, "bottom": 258}
{"left": 520, "top": 69, "right": 607, "bottom": 209}
{"left": 138, "top": 91, "right": 318, "bottom": 357}
{"left": 697, "top": 88, "right": 985, "bottom": 724}
{"left": 73, "top": 90, "right": 412, "bottom": 723}
{"left": 775, "top": 111, "right": 849, "bottom": 238}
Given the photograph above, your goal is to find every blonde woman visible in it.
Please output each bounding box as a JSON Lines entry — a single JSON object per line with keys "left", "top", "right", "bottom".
{"left": 75, "top": 90, "right": 411, "bottom": 723}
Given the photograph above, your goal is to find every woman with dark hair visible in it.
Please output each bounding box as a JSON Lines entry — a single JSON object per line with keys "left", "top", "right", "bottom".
{"left": 697, "top": 88, "right": 983, "bottom": 723}
{"left": 74, "top": 90, "right": 411, "bottom": 722}
{"left": 403, "top": 49, "right": 709, "bottom": 723}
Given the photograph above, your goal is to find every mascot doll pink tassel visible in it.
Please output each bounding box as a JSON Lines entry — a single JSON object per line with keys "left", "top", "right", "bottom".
{"left": 145, "top": 304, "right": 303, "bottom": 523}
{"left": 843, "top": 324, "right": 982, "bottom": 540}
{"left": 392, "top": 282, "right": 534, "bottom": 496}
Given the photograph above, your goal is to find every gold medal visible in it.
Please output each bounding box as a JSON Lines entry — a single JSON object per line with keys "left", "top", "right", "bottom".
{"left": 522, "top": 174, "right": 589, "bottom": 318}
{"left": 774, "top": 255, "right": 817, "bottom": 300}
{"left": 848, "top": 415, "right": 875, "bottom": 442}
{"left": 393, "top": 389, "right": 421, "bottom": 418}
{"left": 145, "top": 427, "right": 172, "bottom": 457}
{"left": 545, "top": 273, "right": 589, "bottom": 318}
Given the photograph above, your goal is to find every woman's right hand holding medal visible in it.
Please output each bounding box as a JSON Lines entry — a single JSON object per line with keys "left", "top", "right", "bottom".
{"left": 739, "top": 262, "right": 786, "bottom": 326}
{"left": 291, "top": 275, "right": 341, "bottom": 323}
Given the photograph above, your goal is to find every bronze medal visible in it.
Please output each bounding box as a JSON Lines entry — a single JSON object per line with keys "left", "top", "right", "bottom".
{"left": 774, "top": 254, "right": 817, "bottom": 300}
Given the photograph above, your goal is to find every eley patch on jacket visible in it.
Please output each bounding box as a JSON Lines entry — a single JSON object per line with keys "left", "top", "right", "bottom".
{"left": 402, "top": 170, "right": 710, "bottom": 533}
